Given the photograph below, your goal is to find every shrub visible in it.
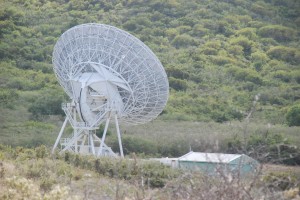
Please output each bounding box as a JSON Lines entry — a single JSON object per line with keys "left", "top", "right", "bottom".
{"left": 110, "top": 135, "right": 158, "bottom": 155}
{"left": 40, "top": 176, "right": 57, "bottom": 191}
{"left": 227, "top": 66, "right": 263, "bottom": 84}
{"left": 191, "top": 24, "right": 209, "bottom": 37}
{"left": 258, "top": 25, "right": 296, "bottom": 42}
{"left": 263, "top": 172, "right": 300, "bottom": 191}
{"left": 165, "top": 28, "right": 179, "bottom": 40}
{"left": 236, "top": 28, "right": 257, "bottom": 40}
{"left": 211, "top": 56, "right": 235, "bottom": 65}
{"left": 272, "top": 70, "right": 292, "bottom": 82}
{"left": 4, "top": 176, "right": 42, "bottom": 200}
{"left": 202, "top": 47, "right": 218, "bottom": 55}
{"left": 294, "top": 70, "right": 300, "bottom": 84}
{"left": 28, "top": 88, "right": 66, "bottom": 118}
{"left": 171, "top": 34, "right": 196, "bottom": 48}
{"left": 267, "top": 46, "right": 300, "bottom": 64}
{"left": 251, "top": 51, "right": 269, "bottom": 63}
{"left": 227, "top": 131, "right": 300, "bottom": 164}
{"left": 57, "top": 152, "right": 180, "bottom": 188}
{"left": 157, "top": 139, "right": 190, "bottom": 157}
{"left": 0, "top": 88, "right": 18, "bottom": 108}
{"left": 286, "top": 104, "right": 300, "bottom": 126}
{"left": 35, "top": 145, "right": 48, "bottom": 159}
{"left": 228, "top": 45, "right": 244, "bottom": 56}
{"left": 230, "top": 36, "right": 253, "bottom": 56}
{"left": 210, "top": 111, "right": 230, "bottom": 123}
{"left": 169, "top": 77, "right": 188, "bottom": 91}
{"left": 251, "top": 2, "right": 273, "bottom": 17}
{"left": 166, "top": 67, "right": 189, "bottom": 79}
{"left": 213, "top": 20, "right": 233, "bottom": 36}
{"left": 176, "top": 25, "right": 192, "bottom": 34}
{"left": 204, "top": 40, "right": 222, "bottom": 49}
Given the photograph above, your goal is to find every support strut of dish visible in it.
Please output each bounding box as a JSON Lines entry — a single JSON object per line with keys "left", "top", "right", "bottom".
{"left": 52, "top": 102, "right": 124, "bottom": 158}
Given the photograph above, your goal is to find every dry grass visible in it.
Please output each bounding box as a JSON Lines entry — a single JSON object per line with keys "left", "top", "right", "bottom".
{"left": 263, "top": 164, "right": 300, "bottom": 175}
{"left": 1, "top": 146, "right": 300, "bottom": 200}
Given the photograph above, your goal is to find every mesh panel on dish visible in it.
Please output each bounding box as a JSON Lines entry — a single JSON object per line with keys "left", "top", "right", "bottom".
{"left": 53, "top": 23, "right": 169, "bottom": 125}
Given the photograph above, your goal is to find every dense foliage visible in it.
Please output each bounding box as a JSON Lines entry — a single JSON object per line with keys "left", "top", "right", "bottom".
{"left": 0, "top": 0, "right": 299, "bottom": 124}
{"left": 286, "top": 104, "right": 300, "bottom": 126}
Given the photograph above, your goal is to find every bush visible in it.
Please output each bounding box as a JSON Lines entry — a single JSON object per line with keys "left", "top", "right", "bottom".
{"left": 202, "top": 47, "right": 218, "bottom": 55}
{"left": 169, "top": 77, "right": 188, "bottom": 91}
{"left": 272, "top": 70, "right": 292, "bottom": 82}
{"left": 172, "top": 34, "right": 196, "bottom": 48}
{"left": 57, "top": 152, "right": 180, "bottom": 188}
{"left": 211, "top": 56, "right": 235, "bottom": 65}
{"left": 258, "top": 25, "right": 296, "bottom": 42}
{"left": 0, "top": 88, "right": 18, "bottom": 108}
{"left": 236, "top": 28, "right": 257, "bottom": 40}
{"left": 294, "top": 70, "right": 300, "bottom": 84}
{"left": 191, "top": 24, "right": 209, "bottom": 37}
{"left": 28, "top": 88, "right": 66, "bottom": 118}
{"left": 251, "top": 51, "right": 269, "bottom": 63}
{"left": 263, "top": 172, "right": 300, "bottom": 191}
{"left": 227, "top": 131, "right": 300, "bottom": 164}
{"left": 286, "top": 104, "right": 300, "bottom": 126}
{"left": 210, "top": 111, "right": 230, "bottom": 123}
{"left": 227, "top": 66, "right": 263, "bottom": 84}
{"left": 227, "top": 45, "right": 244, "bottom": 56}
{"left": 230, "top": 36, "right": 253, "bottom": 56}
{"left": 267, "top": 46, "right": 300, "bottom": 64}
{"left": 110, "top": 135, "right": 158, "bottom": 155}
{"left": 166, "top": 67, "right": 190, "bottom": 79}
{"left": 35, "top": 145, "right": 48, "bottom": 159}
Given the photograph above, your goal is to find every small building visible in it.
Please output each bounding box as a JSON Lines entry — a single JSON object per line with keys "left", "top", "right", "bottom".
{"left": 177, "top": 151, "right": 259, "bottom": 175}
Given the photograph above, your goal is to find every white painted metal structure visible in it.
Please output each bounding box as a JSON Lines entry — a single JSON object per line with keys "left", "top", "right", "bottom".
{"left": 51, "top": 23, "right": 169, "bottom": 157}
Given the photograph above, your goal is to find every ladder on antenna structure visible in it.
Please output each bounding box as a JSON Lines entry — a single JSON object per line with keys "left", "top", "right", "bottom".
{"left": 51, "top": 103, "right": 124, "bottom": 158}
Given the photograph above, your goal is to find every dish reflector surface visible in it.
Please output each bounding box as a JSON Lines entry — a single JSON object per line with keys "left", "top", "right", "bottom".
{"left": 53, "top": 23, "right": 169, "bottom": 125}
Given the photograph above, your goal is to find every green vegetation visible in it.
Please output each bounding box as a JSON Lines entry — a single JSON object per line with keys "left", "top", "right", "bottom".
{"left": 1, "top": 145, "right": 300, "bottom": 199}
{"left": 286, "top": 104, "right": 300, "bottom": 126}
{"left": 0, "top": 0, "right": 299, "bottom": 125}
{"left": 0, "top": 0, "right": 299, "bottom": 198}
{"left": 0, "top": 0, "right": 299, "bottom": 164}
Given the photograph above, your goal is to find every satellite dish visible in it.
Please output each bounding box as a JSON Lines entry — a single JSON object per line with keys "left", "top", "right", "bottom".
{"left": 51, "top": 23, "right": 169, "bottom": 157}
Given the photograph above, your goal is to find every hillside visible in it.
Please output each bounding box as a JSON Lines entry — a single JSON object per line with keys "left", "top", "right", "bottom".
{"left": 0, "top": 0, "right": 300, "bottom": 151}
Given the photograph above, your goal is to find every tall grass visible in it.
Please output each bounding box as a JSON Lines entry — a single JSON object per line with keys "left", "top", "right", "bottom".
{"left": 0, "top": 145, "right": 299, "bottom": 199}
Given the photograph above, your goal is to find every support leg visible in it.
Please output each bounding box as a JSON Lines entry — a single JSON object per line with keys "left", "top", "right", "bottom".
{"left": 61, "top": 130, "right": 84, "bottom": 152}
{"left": 80, "top": 134, "right": 87, "bottom": 153}
{"left": 73, "top": 106, "right": 77, "bottom": 152}
{"left": 89, "top": 131, "right": 96, "bottom": 155}
{"left": 52, "top": 117, "right": 68, "bottom": 154}
{"left": 115, "top": 115, "right": 124, "bottom": 158}
{"left": 98, "top": 113, "right": 111, "bottom": 156}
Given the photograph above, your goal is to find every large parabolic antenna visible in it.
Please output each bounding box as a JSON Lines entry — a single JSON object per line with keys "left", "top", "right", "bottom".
{"left": 51, "top": 23, "right": 169, "bottom": 157}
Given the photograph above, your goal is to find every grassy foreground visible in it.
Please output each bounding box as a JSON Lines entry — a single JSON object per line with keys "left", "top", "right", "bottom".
{"left": 0, "top": 145, "right": 300, "bottom": 200}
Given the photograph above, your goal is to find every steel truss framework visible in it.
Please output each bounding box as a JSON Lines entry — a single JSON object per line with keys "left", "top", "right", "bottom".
{"left": 52, "top": 23, "right": 169, "bottom": 156}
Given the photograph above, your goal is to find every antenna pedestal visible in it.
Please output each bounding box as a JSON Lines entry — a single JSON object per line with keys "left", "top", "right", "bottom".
{"left": 52, "top": 104, "right": 123, "bottom": 158}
